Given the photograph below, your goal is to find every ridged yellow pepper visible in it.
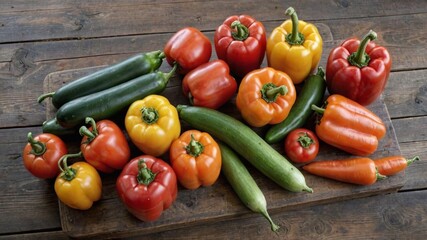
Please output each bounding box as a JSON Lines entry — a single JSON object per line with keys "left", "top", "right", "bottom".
{"left": 125, "top": 95, "right": 181, "bottom": 157}
{"left": 267, "top": 7, "right": 323, "bottom": 84}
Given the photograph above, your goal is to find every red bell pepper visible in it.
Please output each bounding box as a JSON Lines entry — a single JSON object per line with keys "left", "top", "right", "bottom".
{"left": 326, "top": 30, "right": 392, "bottom": 106}
{"left": 182, "top": 60, "right": 237, "bottom": 109}
{"left": 214, "top": 15, "right": 266, "bottom": 79}
{"left": 79, "top": 117, "right": 130, "bottom": 173}
{"left": 23, "top": 132, "right": 68, "bottom": 179}
{"left": 164, "top": 27, "right": 212, "bottom": 75}
{"left": 116, "top": 155, "right": 178, "bottom": 222}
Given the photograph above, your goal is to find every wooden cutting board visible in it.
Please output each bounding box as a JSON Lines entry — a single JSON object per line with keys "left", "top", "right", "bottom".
{"left": 43, "top": 64, "right": 403, "bottom": 239}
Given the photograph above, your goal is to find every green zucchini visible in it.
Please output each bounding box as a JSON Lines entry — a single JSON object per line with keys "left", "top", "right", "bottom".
{"left": 56, "top": 66, "right": 176, "bottom": 129}
{"left": 38, "top": 50, "right": 165, "bottom": 109}
{"left": 219, "top": 142, "right": 280, "bottom": 232}
{"left": 42, "top": 118, "right": 78, "bottom": 136}
{"left": 177, "top": 105, "right": 312, "bottom": 193}
{"left": 265, "top": 68, "right": 326, "bottom": 144}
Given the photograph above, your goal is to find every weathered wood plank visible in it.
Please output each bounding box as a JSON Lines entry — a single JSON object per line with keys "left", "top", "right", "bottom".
{"left": 400, "top": 141, "right": 427, "bottom": 191}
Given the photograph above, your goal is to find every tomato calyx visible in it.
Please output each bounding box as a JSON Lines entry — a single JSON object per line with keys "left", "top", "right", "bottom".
{"left": 137, "top": 159, "right": 157, "bottom": 185}
{"left": 27, "top": 132, "right": 46, "bottom": 155}
{"left": 58, "top": 152, "right": 83, "bottom": 181}
{"left": 185, "top": 134, "right": 204, "bottom": 157}
{"left": 297, "top": 133, "right": 315, "bottom": 148}
{"left": 261, "top": 82, "right": 288, "bottom": 103}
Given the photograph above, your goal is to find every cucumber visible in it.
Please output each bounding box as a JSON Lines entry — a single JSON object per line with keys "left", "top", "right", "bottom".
{"left": 42, "top": 118, "right": 78, "bottom": 136}
{"left": 265, "top": 67, "right": 326, "bottom": 144}
{"left": 38, "top": 51, "right": 165, "bottom": 109}
{"left": 219, "top": 142, "right": 279, "bottom": 232}
{"left": 56, "top": 66, "right": 176, "bottom": 129}
{"left": 177, "top": 105, "right": 312, "bottom": 193}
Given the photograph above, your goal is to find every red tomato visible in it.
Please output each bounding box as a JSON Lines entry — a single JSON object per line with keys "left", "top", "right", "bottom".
{"left": 182, "top": 60, "right": 237, "bottom": 109}
{"left": 284, "top": 128, "right": 319, "bottom": 163}
{"left": 23, "top": 132, "right": 68, "bottom": 179}
{"left": 164, "top": 27, "right": 212, "bottom": 75}
{"left": 116, "top": 155, "right": 178, "bottom": 222}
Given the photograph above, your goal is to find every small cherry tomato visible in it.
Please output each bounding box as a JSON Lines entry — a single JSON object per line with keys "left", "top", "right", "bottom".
{"left": 284, "top": 128, "right": 319, "bottom": 163}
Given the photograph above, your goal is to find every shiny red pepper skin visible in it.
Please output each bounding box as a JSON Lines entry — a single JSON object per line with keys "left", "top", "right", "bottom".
{"left": 214, "top": 15, "right": 266, "bottom": 79}
{"left": 164, "top": 27, "right": 212, "bottom": 75}
{"left": 182, "top": 60, "right": 237, "bottom": 109}
{"left": 116, "top": 155, "right": 178, "bottom": 222}
{"left": 326, "top": 30, "right": 392, "bottom": 106}
{"left": 80, "top": 117, "right": 130, "bottom": 173}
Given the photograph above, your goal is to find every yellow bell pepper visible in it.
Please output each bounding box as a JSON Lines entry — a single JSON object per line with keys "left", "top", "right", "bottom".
{"left": 267, "top": 7, "right": 323, "bottom": 84}
{"left": 125, "top": 95, "right": 181, "bottom": 156}
{"left": 54, "top": 153, "right": 102, "bottom": 210}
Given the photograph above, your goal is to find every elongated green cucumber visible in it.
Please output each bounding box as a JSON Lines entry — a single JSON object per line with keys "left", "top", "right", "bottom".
{"left": 265, "top": 68, "right": 326, "bottom": 144}
{"left": 177, "top": 105, "right": 312, "bottom": 193}
{"left": 56, "top": 66, "right": 175, "bottom": 129}
{"left": 42, "top": 118, "right": 78, "bottom": 136}
{"left": 219, "top": 142, "right": 279, "bottom": 232}
{"left": 38, "top": 51, "right": 165, "bottom": 109}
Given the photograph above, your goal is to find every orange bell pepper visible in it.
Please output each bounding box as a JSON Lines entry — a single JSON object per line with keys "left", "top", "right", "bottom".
{"left": 312, "top": 94, "right": 386, "bottom": 156}
{"left": 236, "top": 67, "right": 296, "bottom": 127}
{"left": 169, "top": 130, "right": 222, "bottom": 190}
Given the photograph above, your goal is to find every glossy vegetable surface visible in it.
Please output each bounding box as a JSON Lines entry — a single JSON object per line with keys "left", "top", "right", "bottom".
{"left": 219, "top": 142, "right": 279, "bottom": 232}
{"left": 214, "top": 15, "right": 266, "bottom": 79}
{"left": 284, "top": 128, "right": 319, "bottom": 163}
{"left": 236, "top": 67, "right": 296, "bottom": 127}
{"left": 374, "top": 155, "right": 420, "bottom": 176}
{"left": 54, "top": 153, "right": 102, "bottom": 210}
{"left": 79, "top": 117, "right": 130, "bottom": 173}
{"left": 267, "top": 7, "right": 322, "bottom": 84}
{"left": 303, "top": 157, "right": 385, "bottom": 185}
{"left": 177, "top": 105, "right": 312, "bottom": 193}
{"left": 38, "top": 51, "right": 165, "bottom": 109}
{"left": 125, "top": 95, "right": 180, "bottom": 157}
{"left": 265, "top": 68, "right": 326, "bottom": 144}
{"left": 56, "top": 67, "right": 176, "bottom": 129}
{"left": 164, "top": 27, "right": 212, "bottom": 75}
{"left": 312, "top": 94, "right": 386, "bottom": 156}
{"left": 116, "top": 155, "right": 178, "bottom": 222}
{"left": 170, "top": 130, "right": 222, "bottom": 189}
{"left": 326, "top": 30, "right": 392, "bottom": 106}
{"left": 182, "top": 60, "right": 237, "bottom": 109}
{"left": 23, "top": 132, "right": 68, "bottom": 179}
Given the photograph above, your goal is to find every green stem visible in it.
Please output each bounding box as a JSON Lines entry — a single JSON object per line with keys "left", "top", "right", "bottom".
{"left": 165, "top": 63, "right": 178, "bottom": 80}
{"left": 297, "top": 133, "right": 314, "bottom": 148}
{"left": 376, "top": 170, "right": 387, "bottom": 181}
{"left": 37, "top": 92, "right": 55, "bottom": 103}
{"left": 185, "top": 134, "right": 204, "bottom": 157}
{"left": 27, "top": 132, "right": 46, "bottom": 156}
{"left": 58, "top": 152, "right": 82, "bottom": 181}
{"left": 407, "top": 156, "right": 420, "bottom": 166}
{"left": 137, "top": 159, "right": 157, "bottom": 185}
{"left": 79, "top": 117, "right": 98, "bottom": 143}
{"left": 315, "top": 67, "right": 325, "bottom": 79}
{"left": 311, "top": 104, "right": 325, "bottom": 115}
{"left": 348, "top": 30, "right": 377, "bottom": 68}
{"left": 285, "top": 7, "right": 305, "bottom": 45}
{"left": 141, "top": 107, "right": 159, "bottom": 124}
{"left": 231, "top": 20, "right": 249, "bottom": 41}
{"left": 261, "top": 83, "right": 288, "bottom": 103}
{"left": 261, "top": 209, "right": 280, "bottom": 232}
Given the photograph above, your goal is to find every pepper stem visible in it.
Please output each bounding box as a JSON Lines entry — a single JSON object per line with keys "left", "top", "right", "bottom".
{"left": 37, "top": 92, "right": 55, "bottom": 103}
{"left": 141, "top": 107, "right": 159, "bottom": 124}
{"left": 58, "top": 152, "right": 82, "bottom": 181}
{"left": 285, "top": 7, "right": 305, "bottom": 45}
{"left": 137, "top": 159, "right": 157, "bottom": 185}
{"left": 311, "top": 104, "right": 325, "bottom": 115}
{"left": 79, "top": 117, "right": 98, "bottom": 143}
{"left": 298, "top": 133, "right": 315, "bottom": 148}
{"left": 231, "top": 20, "right": 249, "bottom": 41}
{"left": 27, "top": 132, "right": 46, "bottom": 156}
{"left": 185, "top": 134, "right": 204, "bottom": 157}
{"left": 348, "top": 30, "right": 377, "bottom": 68}
{"left": 407, "top": 156, "right": 420, "bottom": 166}
{"left": 165, "top": 63, "right": 178, "bottom": 80}
{"left": 261, "top": 83, "right": 288, "bottom": 103}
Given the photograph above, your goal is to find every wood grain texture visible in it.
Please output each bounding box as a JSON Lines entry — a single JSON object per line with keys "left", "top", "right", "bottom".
{"left": 42, "top": 65, "right": 403, "bottom": 238}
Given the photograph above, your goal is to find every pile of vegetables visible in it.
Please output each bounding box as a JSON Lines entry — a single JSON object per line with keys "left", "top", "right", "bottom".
{"left": 24, "top": 6, "right": 419, "bottom": 232}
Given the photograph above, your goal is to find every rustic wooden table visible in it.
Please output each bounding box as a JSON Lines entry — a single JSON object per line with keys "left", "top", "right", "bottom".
{"left": 1, "top": 1, "right": 426, "bottom": 239}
